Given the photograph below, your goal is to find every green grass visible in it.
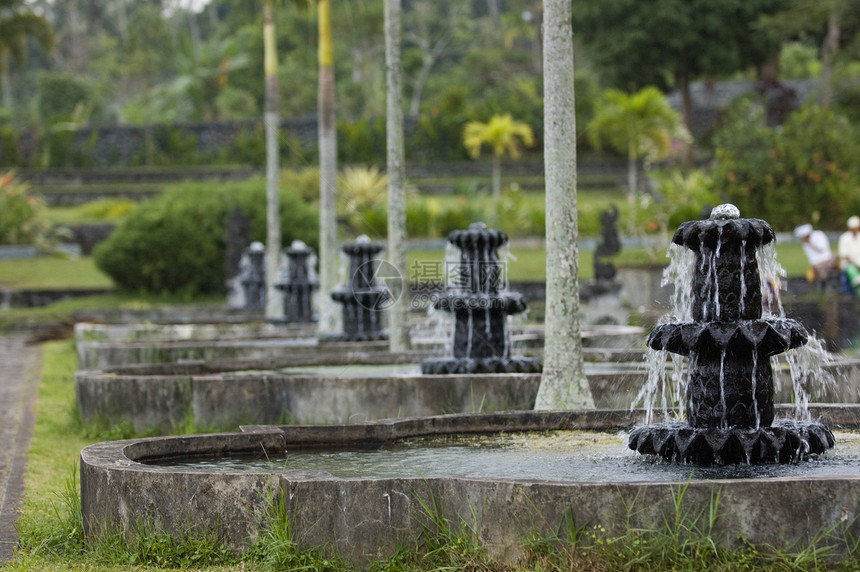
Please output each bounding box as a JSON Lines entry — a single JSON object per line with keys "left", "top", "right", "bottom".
{"left": 7, "top": 340, "right": 243, "bottom": 571}
{"left": 0, "top": 256, "right": 113, "bottom": 290}
{"left": 0, "top": 292, "right": 225, "bottom": 333}
{"left": 0, "top": 241, "right": 808, "bottom": 293}
{"left": 45, "top": 198, "right": 138, "bottom": 226}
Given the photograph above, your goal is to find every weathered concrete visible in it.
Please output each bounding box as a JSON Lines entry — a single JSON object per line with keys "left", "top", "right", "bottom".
{"left": 75, "top": 363, "right": 656, "bottom": 432}
{"left": 76, "top": 370, "right": 544, "bottom": 431}
{"left": 74, "top": 322, "right": 642, "bottom": 369}
{"left": 74, "top": 321, "right": 316, "bottom": 343}
{"left": 80, "top": 407, "right": 860, "bottom": 567}
{"left": 75, "top": 337, "right": 389, "bottom": 369}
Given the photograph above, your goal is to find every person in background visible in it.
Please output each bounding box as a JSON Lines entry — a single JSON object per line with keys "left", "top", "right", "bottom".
{"left": 794, "top": 224, "right": 837, "bottom": 291}
{"left": 838, "top": 216, "right": 860, "bottom": 295}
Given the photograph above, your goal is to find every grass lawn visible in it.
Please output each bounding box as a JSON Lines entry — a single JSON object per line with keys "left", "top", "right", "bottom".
{"left": 0, "top": 256, "right": 113, "bottom": 290}
{"left": 7, "top": 340, "right": 244, "bottom": 571}
{"left": 0, "top": 242, "right": 809, "bottom": 293}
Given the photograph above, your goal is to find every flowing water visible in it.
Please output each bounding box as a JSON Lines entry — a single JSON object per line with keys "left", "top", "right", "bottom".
{"left": 148, "top": 429, "right": 860, "bottom": 481}
{"left": 637, "top": 239, "right": 837, "bottom": 425}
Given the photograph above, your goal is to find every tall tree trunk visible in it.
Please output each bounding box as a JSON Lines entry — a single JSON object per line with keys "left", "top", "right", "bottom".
{"left": 116, "top": 0, "right": 129, "bottom": 43}
{"left": 535, "top": 0, "right": 594, "bottom": 410}
{"left": 188, "top": 7, "right": 202, "bottom": 59}
{"left": 678, "top": 69, "right": 694, "bottom": 164}
{"left": 318, "top": 0, "right": 339, "bottom": 334}
{"left": 0, "top": 52, "right": 12, "bottom": 109}
{"left": 821, "top": 11, "right": 840, "bottom": 108}
{"left": 385, "top": 0, "right": 410, "bottom": 352}
{"left": 486, "top": 0, "right": 501, "bottom": 44}
{"left": 408, "top": 56, "right": 433, "bottom": 117}
{"left": 264, "top": 0, "right": 282, "bottom": 320}
{"left": 491, "top": 154, "right": 501, "bottom": 224}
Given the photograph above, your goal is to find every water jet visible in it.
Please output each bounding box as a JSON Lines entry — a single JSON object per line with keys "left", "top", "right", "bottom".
{"left": 629, "top": 204, "right": 835, "bottom": 464}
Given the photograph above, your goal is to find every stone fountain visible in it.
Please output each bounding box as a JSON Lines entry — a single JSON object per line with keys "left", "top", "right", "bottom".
{"left": 421, "top": 222, "right": 541, "bottom": 374}
{"left": 234, "top": 241, "right": 266, "bottom": 311}
{"left": 628, "top": 204, "right": 835, "bottom": 464}
{"left": 329, "top": 235, "right": 389, "bottom": 341}
{"left": 274, "top": 240, "right": 317, "bottom": 323}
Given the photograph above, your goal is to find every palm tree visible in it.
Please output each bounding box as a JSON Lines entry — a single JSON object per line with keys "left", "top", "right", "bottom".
{"left": 317, "top": 0, "right": 339, "bottom": 335}
{"left": 0, "top": 0, "right": 55, "bottom": 108}
{"left": 463, "top": 114, "right": 534, "bottom": 218}
{"left": 586, "top": 87, "right": 686, "bottom": 204}
{"left": 534, "top": 0, "right": 594, "bottom": 410}
{"left": 384, "top": 0, "right": 410, "bottom": 351}
{"left": 263, "top": 0, "right": 282, "bottom": 320}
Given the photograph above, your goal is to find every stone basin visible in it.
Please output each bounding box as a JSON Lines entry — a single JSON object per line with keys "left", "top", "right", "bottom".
{"left": 74, "top": 321, "right": 644, "bottom": 369}
{"left": 74, "top": 362, "right": 648, "bottom": 432}
{"left": 80, "top": 406, "right": 860, "bottom": 568}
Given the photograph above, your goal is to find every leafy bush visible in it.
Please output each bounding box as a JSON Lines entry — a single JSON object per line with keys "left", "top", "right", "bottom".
{"left": 36, "top": 71, "right": 98, "bottom": 124}
{"left": 0, "top": 172, "right": 56, "bottom": 247}
{"left": 711, "top": 100, "right": 860, "bottom": 230}
{"left": 435, "top": 197, "right": 487, "bottom": 236}
{"left": 338, "top": 118, "right": 385, "bottom": 164}
{"left": 0, "top": 124, "right": 23, "bottom": 168}
{"left": 337, "top": 165, "right": 388, "bottom": 237}
{"left": 223, "top": 126, "right": 316, "bottom": 168}
{"left": 94, "top": 178, "right": 318, "bottom": 295}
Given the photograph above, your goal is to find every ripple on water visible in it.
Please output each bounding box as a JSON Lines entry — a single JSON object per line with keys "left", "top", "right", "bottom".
{"left": 147, "top": 430, "right": 860, "bottom": 482}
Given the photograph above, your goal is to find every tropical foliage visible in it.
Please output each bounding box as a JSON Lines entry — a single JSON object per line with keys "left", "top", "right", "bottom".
{"left": 0, "top": 171, "right": 53, "bottom": 246}
{"left": 463, "top": 113, "right": 534, "bottom": 214}
{"left": 587, "top": 87, "right": 688, "bottom": 201}
{"left": 711, "top": 98, "right": 860, "bottom": 231}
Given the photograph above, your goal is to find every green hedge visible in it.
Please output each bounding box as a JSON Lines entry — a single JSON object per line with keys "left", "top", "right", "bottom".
{"left": 94, "top": 178, "right": 318, "bottom": 295}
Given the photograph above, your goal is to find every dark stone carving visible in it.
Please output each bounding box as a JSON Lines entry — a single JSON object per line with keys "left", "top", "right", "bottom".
{"left": 629, "top": 203, "right": 835, "bottom": 464}
{"left": 421, "top": 222, "right": 541, "bottom": 374}
{"left": 238, "top": 242, "right": 266, "bottom": 311}
{"left": 274, "top": 240, "right": 318, "bottom": 323}
{"left": 593, "top": 205, "right": 621, "bottom": 282}
{"left": 329, "top": 236, "right": 389, "bottom": 341}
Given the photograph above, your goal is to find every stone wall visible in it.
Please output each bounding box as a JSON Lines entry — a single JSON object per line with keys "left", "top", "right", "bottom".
{"left": 10, "top": 117, "right": 321, "bottom": 167}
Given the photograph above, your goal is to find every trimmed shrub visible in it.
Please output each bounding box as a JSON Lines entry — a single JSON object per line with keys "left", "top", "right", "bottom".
{"left": 94, "top": 178, "right": 318, "bottom": 295}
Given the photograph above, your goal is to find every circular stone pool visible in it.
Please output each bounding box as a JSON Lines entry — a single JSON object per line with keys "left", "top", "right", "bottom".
{"left": 81, "top": 407, "right": 860, "bottom": 567}
{"left": 147, "top": 429, "right": 860, "bottom": 482}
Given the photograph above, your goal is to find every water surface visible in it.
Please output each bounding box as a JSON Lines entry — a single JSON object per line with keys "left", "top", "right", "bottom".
{"left": 147, "top": 430, "right": 860, "bottom": 482}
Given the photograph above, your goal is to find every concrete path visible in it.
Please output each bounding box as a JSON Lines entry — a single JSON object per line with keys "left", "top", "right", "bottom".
{"left": 0, "top": 335, "right": 41, "bottom": 563}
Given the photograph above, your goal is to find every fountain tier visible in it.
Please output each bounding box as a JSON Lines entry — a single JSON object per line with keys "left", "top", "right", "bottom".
{"left": 630, "top": 204, "right": 835, "bottom": 464}
{"left": 421, "top": 223, "right": 541, "bottom": 374}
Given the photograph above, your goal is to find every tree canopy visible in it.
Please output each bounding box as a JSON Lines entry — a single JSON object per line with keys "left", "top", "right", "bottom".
{"left": 572, "top": 0, "right": 783, "bottom": 129}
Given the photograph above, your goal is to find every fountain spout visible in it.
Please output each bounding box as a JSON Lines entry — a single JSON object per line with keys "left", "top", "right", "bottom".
{"left": 328, "top": 236, "right": 390, "bottom": 341}
{"left": 629, "top": 204, "right": 834, "bottom": 464}
{"left": 421, "top": 223, "right": 541, "bottom": 374}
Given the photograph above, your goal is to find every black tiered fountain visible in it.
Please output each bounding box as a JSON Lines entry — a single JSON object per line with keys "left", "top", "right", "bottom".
{"left": 421, "top": 222, "right": 541, "bottom": 374}
{"left": 628, "top": 204, "right": 835, "bottom": 464}
{"left": 329, "top": 235, "right": 389, "bottom": 341}
{"left": 238, "top": 241, "right": 266, "bottom": 311}
{"left": 274, "top": 240, "right": 317, "bottom": 323}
